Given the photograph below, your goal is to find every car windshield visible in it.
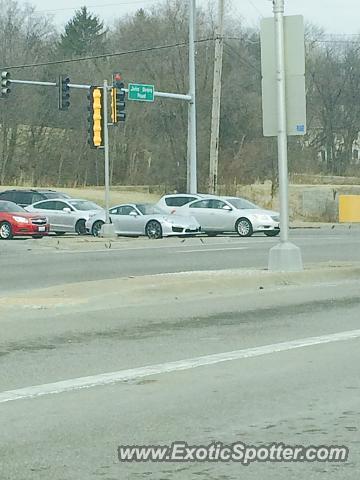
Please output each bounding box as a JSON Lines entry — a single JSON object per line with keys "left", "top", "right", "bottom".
{"left": 0, "top": 201, "right": 26, "bottom": 213}
{"left": 68, "top": 200, "right": 102, "bottom": 211}
{"left": 226, "top": 198, "right": 258, "bottom": 209}
{"left": 136, "top": 204, "right": 166, "bottom": 215}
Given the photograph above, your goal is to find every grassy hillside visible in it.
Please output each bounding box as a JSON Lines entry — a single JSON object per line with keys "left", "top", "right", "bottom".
{"left": 0, "top": 186, "right": 160, "bottom": 208}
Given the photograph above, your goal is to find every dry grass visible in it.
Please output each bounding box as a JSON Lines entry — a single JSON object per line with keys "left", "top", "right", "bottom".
{"left": 0, "top": 186, "right": 160, "bottom": 208}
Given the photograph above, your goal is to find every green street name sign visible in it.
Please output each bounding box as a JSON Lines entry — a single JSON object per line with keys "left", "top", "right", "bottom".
{"left": 128, "top": 83, "right": 155, "bottom": 102}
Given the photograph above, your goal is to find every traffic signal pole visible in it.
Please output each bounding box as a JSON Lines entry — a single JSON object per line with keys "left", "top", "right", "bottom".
{"left": 100, "top": 79, "right": 116, "bottom": 237}
{"left": 103, "top": 80, "right": 110, "bottom": 225}
{"left": 10, "top": 79, "right": 90, "bottom": 90}
{"left": 5, "top": 76, "right": 195, "bottom": 218}
{"left": 10, "top": 78, "right": 192, "bottom": 100}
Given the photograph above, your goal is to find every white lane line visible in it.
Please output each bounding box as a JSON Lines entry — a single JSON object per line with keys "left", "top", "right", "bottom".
{"left": 1, "top": 329, "right": 360, "bottom": 404}
{"left": 176, "top": 247, "right": 248, "bottom": 253}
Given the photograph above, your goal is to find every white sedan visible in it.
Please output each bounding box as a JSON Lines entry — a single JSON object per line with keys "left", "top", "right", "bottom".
{"left": 177, "top": 196, "right": 280, "bottom": 237}
{"left": 26, "top": 198, "right": 104, "bottom": 235}
{"left": 86, "top": 203, "right": 201, "bottom": 238}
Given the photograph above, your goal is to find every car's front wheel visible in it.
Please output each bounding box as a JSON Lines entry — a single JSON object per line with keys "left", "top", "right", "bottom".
{"left": 235, "top": 218, "right": 253, "bottom": 237}
{"left": 145, "top": 220, "right": 162, "bottom": 239}
{"left": 75, "top": 219, "right": 87, "bottom": 235}
{"left": 92, "top": 220, "right": 104, "bottom": 237}
{"left": 0, "top": 221, "right": 13, "bottom": 240}
{"left": 264, "top": 230, "right": 280, "bottom": 237}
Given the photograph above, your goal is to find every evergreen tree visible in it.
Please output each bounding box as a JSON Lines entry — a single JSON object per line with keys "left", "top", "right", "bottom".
{"left": 58, "top": 6, "right": 107, "bottom": 57}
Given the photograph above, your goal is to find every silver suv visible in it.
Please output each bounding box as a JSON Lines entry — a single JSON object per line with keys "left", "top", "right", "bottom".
{"left": 156, "top": 193, "right": 207, "bottom": 214}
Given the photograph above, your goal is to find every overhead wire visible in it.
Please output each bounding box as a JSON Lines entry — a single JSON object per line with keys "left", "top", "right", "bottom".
{"left": 4, "top": 33, "right": 360, "bottom": 71}
{"left": 4, "top": 37, "right": 214, "bottom": 70}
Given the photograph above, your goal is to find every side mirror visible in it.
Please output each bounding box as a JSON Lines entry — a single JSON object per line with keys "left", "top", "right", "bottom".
{"left": 129, "top": 210, "right": 138, "bottom": 217}
{"left": 63, "top": 207, "right": 71, "bottom": 213}
{"left": 222, "top": 205, "right": 232, "bottom": 211}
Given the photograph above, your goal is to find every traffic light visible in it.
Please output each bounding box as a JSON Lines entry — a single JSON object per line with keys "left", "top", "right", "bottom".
{"left": 111, "top": 87, "right": 126, "bottom": 123}
{"left": 112, "top": 72, "right": 123, "bottom": 89}
{"left": 1, "top": 71, "right": 11, "bottom": 98}
{"left": 111, "top": 72, "right": 126, "bottom": 123}
{"left": 87, "top": 86, "right": 104, "bottom": 148}
{"left": 58, "top": 75, "right": 70, "bottom": 111}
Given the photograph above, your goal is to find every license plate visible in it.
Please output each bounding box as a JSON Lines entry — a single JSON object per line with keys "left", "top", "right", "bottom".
{"left": 38, "top": 226, "right": 46, "bottom": 232}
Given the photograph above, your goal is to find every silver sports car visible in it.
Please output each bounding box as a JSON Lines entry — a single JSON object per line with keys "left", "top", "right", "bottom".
{"left": 86, "top": 203, "right": 201, "bottom": 238}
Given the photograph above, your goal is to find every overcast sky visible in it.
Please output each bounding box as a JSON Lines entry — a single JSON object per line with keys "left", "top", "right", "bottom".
{"left": 25, "top": 0, "right": 360, "bottom": 35}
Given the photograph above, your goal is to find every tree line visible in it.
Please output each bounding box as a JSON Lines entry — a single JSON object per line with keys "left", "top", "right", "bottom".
{"left": 0, "top": 0, "right": 359, "bottom": 191}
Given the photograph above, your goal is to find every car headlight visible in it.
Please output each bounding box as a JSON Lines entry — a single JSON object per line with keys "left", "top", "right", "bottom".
{"left": 13, "top": 216, "right": 30, "bottom": 224}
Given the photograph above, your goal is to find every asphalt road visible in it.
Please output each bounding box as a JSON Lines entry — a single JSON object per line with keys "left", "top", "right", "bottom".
{"left": 1, "top": 228, "right": 360, "bottom": 293}
{"left": 1, "top": 254, "right": 360, "bottom": 479}
{"left": 1, "top": 228, "right": 360, "bottom": 479}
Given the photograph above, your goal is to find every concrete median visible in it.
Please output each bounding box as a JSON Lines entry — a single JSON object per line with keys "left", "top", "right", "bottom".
{"left": 1, "top": 262, "right": 359, "bottom": 312}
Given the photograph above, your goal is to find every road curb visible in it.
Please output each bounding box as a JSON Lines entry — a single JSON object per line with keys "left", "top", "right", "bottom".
{"left": 2, "top": 263, "right": 359, "bottom": 307}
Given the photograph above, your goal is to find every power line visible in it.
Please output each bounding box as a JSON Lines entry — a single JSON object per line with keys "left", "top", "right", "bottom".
{"left": 312, "top": 39, "right": 360, "bottom": 44}
{"left": 5, "top": 34, "right": 360, "bottom": 71}
{"left": 226, "top": 36, "right": 260, "bottom": 44}
{"left": 224, "top": 42, "right": 260, "bottom": 73}
{"left": 4, "top": 37, "right": 215, "bottom": 70}
{"left": 226, "top": 35, "right": 360, "bottom": 45}
{"left": 245, "top": 0, "right": 264, "bottom": 18}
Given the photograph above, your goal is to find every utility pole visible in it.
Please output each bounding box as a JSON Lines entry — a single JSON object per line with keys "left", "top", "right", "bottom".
{"left": 209, "top": 0, "right": 225, "bottom": 194}
{"left": 187, "top": 0, "right": 198, "bottom": 194}
{"left": 268, "top": 0, "right": 303, "bottom": 271}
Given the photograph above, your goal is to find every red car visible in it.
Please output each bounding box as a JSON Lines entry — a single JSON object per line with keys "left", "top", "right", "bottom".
{"left": 0, "top": 200, "right": 49, "bottom": 239}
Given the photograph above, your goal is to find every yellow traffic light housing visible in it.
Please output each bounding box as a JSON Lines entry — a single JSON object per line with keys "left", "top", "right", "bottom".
{"left": 111, "top": 87, "right": 117, "bottom": 124}
{"left": 87, "top": 86, "right": 104, "bottom": 149}
{"left": 111, "top": 73, "right": 126, "bottom": 124}
{"left": 111, "top": 85, "right": 126, "bottom": 124}
{"left": 93, "top": 87, "right": 102, "bottom": 147}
